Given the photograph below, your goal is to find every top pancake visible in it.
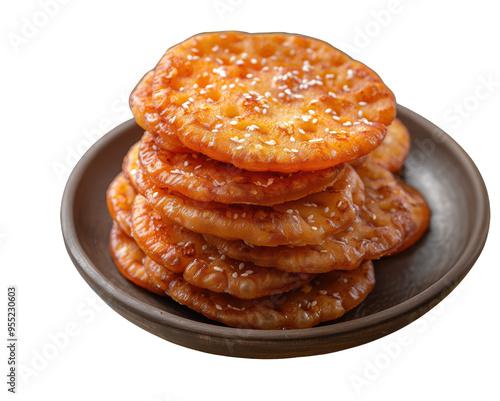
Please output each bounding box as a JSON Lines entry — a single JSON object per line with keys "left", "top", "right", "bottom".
{"left": 152, "top": 31, "right": 396, "bottom": 173}
{"left": 130, "top": 71, "right": 191, "bottom": 153}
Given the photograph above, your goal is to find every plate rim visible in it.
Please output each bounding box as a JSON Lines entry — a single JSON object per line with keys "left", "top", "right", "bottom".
{"left": 61, "top": 104, "right": 490, "bottom": 350}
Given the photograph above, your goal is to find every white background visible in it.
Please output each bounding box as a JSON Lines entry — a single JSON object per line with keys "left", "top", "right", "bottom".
{"left": 1, "top": 0, "right": 499, "bottom": 400}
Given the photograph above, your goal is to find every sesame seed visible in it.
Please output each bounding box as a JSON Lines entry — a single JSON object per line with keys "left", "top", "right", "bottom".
{"left": 343, "top": 85, "right": 350, "bottom": 91}
{"left": 291, "top": 149, "right": 299, "bottom": 153}
{"left": 152, "top": 192, "right": 158, "bottom": 198}
{"left": 255, "top": 144, "right": 263, "bottom": 149}
{"left": 286, "top": 209, "right": 294, "bottom": 214}
{"left": 215, "top": 304, "right": 222, "bottom": 310}
{"left": 213, "top": 266, "right": 223, "bottom": 272}
{"left": 232, "top": 272, "right": 238, "bottom": 278}
{"left": 292, "top": 215, "right": 299, "bottom": 222}
{"left": 264, "top": 140, "right": 277, "bottom": 146}
{"left": 233, "top": 213, "right": 238, "bottom": 219}
{"left": 202, "top": 244, "right": 208, "bottom": 251}
{"left": 308, "top": 138, "right": 323, "bottom": 143}
{"left": 236, "top": 145, "right": 243, "bottom": 150}
{"left": 254, "top": 106, "right": 261, "bottom": 112}
{"left": 251, "top": 58, "right": 258, "bottom": 64}
{"left": 319, "top": 250, "right": 328, "bottom": 253}
{"left": 299, "top": 128, "right": 305, "bottom": 134}
{"left": 358, "top": 110, "right": 363, "bottom": 117}
{"left": 230, "top": 121, "right": 238, "bottom": 125}
{"left": 343, "top": 121, "right": 352, "bottom": 126}
{"left": 311, "top": 227, "right": 318, "bottom": 231}
{"left": 358, "top": 101, "right": 367, "bottom": 106}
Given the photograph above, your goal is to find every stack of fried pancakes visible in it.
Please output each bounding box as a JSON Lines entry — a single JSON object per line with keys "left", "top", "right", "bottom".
{"left": 106, "top": 32, "right": 430, "bottom": 329}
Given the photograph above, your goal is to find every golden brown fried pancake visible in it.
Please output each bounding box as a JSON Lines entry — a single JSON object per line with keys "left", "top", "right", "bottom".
{"left": 138, "top": 130, "right": 345, "bottom": 205}
{"left": 121, "top": 142, "right": 140, "bottom": 189}
{"left": 135, "top": 164, "right": 362, "bottom": 247}
{"left": 204, "top": 161, "right": 414, "bottom": 273}
{"left": 131, "top": 195, "right": 313, "bottom": 299}
{"left": 387, "top": 180, "right": 430, "bottom": 255}
{"left": 367, "top": 118, "right": 410, "bottom": 173}
{"left": 144, "top": 257, "right": 374, "bottom": 329}
{"left": 152, "top": 31, "right": 396, "bottom": 172}
{"left": 130, "top": 71, "right": 191, "bottom": 153}
{"left": 106, "top": 173, "right": 135, "bottom": 237}
{"left": 109, "top": 223, "right": 165, "bottom": 295}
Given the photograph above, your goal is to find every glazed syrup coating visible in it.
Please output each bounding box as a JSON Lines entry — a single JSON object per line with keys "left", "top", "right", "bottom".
{"left": 131, "top": 195, "right": 314, "bottom": 299}
{"left": 204, "top": 161, "right": 417, "bottom": 273}
{"left": 144, "top": 256, "right": 375, "bottom": 330}
{"left": 139, "top": 130, "right": 344, "bottom": 206}
{"left": 135, "top": 164, "right": 361, "bottom": 247}
{"left": 152, "top": 31, "right": 396, "bottom": 172}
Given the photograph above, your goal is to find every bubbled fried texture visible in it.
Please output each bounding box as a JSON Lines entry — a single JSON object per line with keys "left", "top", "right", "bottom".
{"left": 135, "top": 163, "right": 361, "bottom": 247}
{"left": 131, "top": 195, "right": 314, "bottom": 299}
{"left": 130, "top": 71, "right": 192, "bottom": 153}
{"left": 152, "top": 31, "right": 396, "bottom": 172}
{"left": 109, "top": 223, "right": 165, "bottom": 295}
{"left": 122, "top": 142, "right": 140, "bottom": 189}
{"left": 138, "top": 131, "right": 345, "bottom": 205}
{"left": 106, "top": 173, "right": 135, "bottom": 237}
{"left": 387, "top": 180, "right": 430, "bottom": 255}
{"left": 367, "top": 118, "right": 410, "bottom": 173}
{"left": 204, "top": 161, "right": 416, "bottom": 273}
{"left": 144, "top": 257, "right": 374, "bottom": 329}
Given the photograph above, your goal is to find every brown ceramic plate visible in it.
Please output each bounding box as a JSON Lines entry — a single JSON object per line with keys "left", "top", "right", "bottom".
{"left": 61, "top": 105, "right": 489, "bottom": 359}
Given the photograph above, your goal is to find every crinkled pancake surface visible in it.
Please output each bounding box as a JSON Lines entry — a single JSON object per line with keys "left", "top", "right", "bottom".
{"left": 109, "top": 223, "right": 165, "bottom": 295}
{"left": 138, "top": 130, "right": 345, "bottom": 205}
{"left": 106, "top": 173, "right": 135, "bottom": 236}
{"left": 130, "top": 71, "right": 191, "bottom": 153}
{"left": 204, "top": 162, "right": 415, "bottom": 273}
{"left": 152, "top": 31, "right": 396, "bottom": 172}
{"left": 131, "top": 195, "right": 314, "bottom": 299}
{"left": 367, "top": 118, "right": 410, "bottom": 173}
{"left": 135, "top": 164, "right": 361, "bottom": 247}
{"left": 144, "top": 257, "right": 375, "bottom": 329}
{"left": 122, "top": 142, "right": 140, "bottom": 189}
